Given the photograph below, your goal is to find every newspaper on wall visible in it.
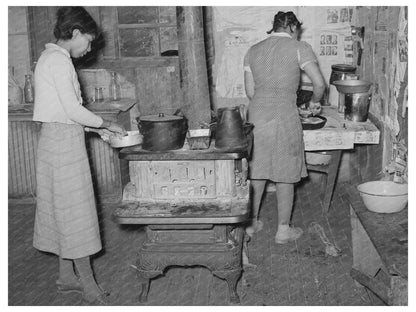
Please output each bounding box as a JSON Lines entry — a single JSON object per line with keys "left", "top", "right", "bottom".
{"left": 214, "top": 6, "right": 297, "bottom": 98}
{"left": 213, "top": 6, "right": 355, "bottom": 98}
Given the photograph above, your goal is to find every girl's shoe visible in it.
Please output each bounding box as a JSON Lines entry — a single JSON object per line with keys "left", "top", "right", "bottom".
{"left": 245, "top": 219, "right": 264, "bottom": 237}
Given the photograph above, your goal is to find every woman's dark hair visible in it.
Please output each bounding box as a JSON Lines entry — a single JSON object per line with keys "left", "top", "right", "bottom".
{"left": 53, "top": 7, "right": 98, "bottom": 40}
{"left": 267, "top": 11, "right": 303, "bottom": 34}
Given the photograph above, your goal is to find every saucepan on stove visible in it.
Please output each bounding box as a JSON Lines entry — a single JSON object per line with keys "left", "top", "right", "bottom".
{"left": 85, "top": 127, "right": 143, "bottom": 148}
{"left": 108, "top": 131, "right": 143, "bottom": 148}
{"left": 137, "top": 110, "right": 188, "bottom": 151}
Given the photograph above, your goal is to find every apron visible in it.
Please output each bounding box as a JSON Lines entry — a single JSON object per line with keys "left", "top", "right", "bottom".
{"left": 33, "top": 122, "right": 102, "bottom": 259}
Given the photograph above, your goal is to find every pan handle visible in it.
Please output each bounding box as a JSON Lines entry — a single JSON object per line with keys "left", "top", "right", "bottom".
{"left": 85, "top": 127, "right": 101, "bottom": 134}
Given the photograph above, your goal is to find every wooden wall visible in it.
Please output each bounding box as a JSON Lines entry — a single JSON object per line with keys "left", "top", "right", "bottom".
{"left": 25, "top": 6, "right": 182, "bottom": 118}
{"left": 352, "top": 6, "right": 408, "bottom": 181}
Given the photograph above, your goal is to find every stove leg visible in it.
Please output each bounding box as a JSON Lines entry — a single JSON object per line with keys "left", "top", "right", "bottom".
{"left": 138, "top": 277, "right": 150, "bottom": 303}
{"left": 136, "top": 271, "right": 162, "bottom": 303}
{"left": 213, "top": 269, "right": 242, "bottom": 304}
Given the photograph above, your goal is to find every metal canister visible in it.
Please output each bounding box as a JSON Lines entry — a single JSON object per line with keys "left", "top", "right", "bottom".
{"left": 328, "top": 64, "right": 357, "bottom": 109}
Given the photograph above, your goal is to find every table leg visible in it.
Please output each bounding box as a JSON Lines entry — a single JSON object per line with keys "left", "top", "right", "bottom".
{"left": 322, "top": 150, "right": 342, "bottom": 214}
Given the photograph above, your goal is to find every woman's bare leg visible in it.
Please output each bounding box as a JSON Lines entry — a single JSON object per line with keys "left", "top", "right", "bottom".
{"left": 246, "top": 179, "right": 266, "bottom": 236}
{"left": 275, "top": 182, "right": 303, "bottom": 243}
{"left": 276, "top": 182, "right": 294, "bottom": 227}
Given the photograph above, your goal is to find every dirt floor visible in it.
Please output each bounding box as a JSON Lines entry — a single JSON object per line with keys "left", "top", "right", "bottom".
{"left": 8, "top": 178, "right": 385, "bottom": 306}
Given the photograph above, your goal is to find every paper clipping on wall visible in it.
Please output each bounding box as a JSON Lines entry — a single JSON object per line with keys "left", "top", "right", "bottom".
{"left": 214, "top": 7, "right": 298, "bottom": 98}
{"left": 299, "top": 7, "right": 355, "bottom": 84}
{"left": 213, "top": 7, "right": 355, "bottom": 98}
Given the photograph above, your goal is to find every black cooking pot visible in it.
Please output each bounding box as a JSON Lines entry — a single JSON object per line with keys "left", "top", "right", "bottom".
{"left": 329, "top": 64, "right": 357, "bottom": 85}
{"left": 138, "top": 112, "right": 187, "bottom": 151}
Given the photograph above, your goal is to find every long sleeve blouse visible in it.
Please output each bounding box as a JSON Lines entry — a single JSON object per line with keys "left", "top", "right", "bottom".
{"left": 33, "top": 43, "right": 103, "bottom": 128}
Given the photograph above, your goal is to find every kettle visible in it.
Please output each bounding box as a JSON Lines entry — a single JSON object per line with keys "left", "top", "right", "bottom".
{"left": 215, "top": 106, "right": 247, "bottom": 149}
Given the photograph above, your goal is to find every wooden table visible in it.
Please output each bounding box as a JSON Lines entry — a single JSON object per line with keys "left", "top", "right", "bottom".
{"left": 344, "top": 185, "right": 407, "bottom": 305}
{"left": 302, "top": 107, "right": 380, "bottom": 213}
{"left": 114, "top": 145, "right": 250, "bottom": 303}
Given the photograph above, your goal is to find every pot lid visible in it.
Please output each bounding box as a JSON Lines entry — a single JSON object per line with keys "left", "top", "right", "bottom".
{"left": 331, "top": 64, "right": 356, "bottom": 72}
{"left": 140, "top": 113, "right": 183, "bottom": 122}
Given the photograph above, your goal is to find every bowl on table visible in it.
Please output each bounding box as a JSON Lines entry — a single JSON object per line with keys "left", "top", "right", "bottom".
{"left": 357, "top": 181, "right": 408, "bottom": 213}
{"left": 333, "top": 80, "right": 372, "bottom": 94}
{"left": 300, "top": 115, "right": 327, "bottom": 130}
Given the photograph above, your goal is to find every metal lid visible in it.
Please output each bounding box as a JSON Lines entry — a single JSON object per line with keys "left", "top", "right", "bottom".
{"left": 140, "top": 113, "right": 183, "bottom": 122}
{"left": 331, "top": 64, "right": 356, "bottom": 72}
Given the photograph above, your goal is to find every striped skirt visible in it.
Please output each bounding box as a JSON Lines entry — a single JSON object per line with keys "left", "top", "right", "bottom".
{"left": 33, "top": 122, "right": 102, "bottom": 259}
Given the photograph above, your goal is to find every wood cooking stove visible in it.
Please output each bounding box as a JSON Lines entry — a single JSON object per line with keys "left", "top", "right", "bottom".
{"left": 114, "top": 144, "right": 250, "bottom": 303}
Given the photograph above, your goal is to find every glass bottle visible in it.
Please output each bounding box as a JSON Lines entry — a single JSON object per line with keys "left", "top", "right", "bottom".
{"left": 24, "top": 74, "right": 34, "bottom": 103}
{"left": 8, "top": 66, "right": 23, "bottom": 105}
{"left": 109, "top": 72, "right": 121, "bottom": 101}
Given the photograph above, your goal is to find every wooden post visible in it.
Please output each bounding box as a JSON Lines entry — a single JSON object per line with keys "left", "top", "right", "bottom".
{"left": 176, "top": 6, "right": 211, "bottom": 129}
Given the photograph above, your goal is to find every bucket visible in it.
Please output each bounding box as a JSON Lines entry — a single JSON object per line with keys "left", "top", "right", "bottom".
{"left": 343, "top": 92, "right": 372, "bottom": 122}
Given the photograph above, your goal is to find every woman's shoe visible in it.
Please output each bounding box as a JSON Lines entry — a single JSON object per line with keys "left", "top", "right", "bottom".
{"left": 56, "top": 278, "right": 83, "bottom": 294}
{"left": 275, "top": 226, "right": 303, "bottom": 244}
{"left": 245, "top": 219, "right": 264, "bottom": 237}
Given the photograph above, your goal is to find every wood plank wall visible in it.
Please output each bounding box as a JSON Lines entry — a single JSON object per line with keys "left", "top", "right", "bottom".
{"left": 8, "top": 121, "right": 40, "bottom": 198}
{"left": 86, "top": 135, "right": 123, "bottom": 203}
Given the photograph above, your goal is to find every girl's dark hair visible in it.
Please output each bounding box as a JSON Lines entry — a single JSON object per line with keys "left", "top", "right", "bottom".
{"left": 53, "top": 7, "right": 98, "bottom": 40}
{"left": 267, "top": 11, "right": 303, "bottom": 34}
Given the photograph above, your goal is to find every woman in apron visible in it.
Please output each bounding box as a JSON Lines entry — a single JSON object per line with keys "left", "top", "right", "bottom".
{"left": 243, "top": 11, "right": 325, "bottom": 243}
{"left": 32, "top": 7, "right": 126, "bottom": 304}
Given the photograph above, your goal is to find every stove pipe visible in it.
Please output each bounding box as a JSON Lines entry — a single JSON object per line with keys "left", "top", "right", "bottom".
{"left": 176, "top": 6, "right": 211, "bottom": 129}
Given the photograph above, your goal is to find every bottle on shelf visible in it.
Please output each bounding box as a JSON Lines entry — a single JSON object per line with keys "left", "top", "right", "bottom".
{"left": 24, "top": 74, "right": 35, "bottom": 103}
{"left": 109, "top": 71, "right": 121, "bottom": 101}
{"left": 8, "top": 66, "right": 23, "bottom": 105}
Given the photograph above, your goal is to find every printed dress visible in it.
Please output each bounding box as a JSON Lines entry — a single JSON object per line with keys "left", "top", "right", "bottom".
{"left": 244, "top": 33, "right": 317, "bottom": 183}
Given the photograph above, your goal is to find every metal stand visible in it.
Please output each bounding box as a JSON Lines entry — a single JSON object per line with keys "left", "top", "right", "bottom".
{"left": 134, "top": 225, "right": 243, "bottom": 303}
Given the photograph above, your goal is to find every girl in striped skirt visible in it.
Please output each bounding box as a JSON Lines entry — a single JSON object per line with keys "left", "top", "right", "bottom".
{"left": 33, "top": 7, "right": 126, "bottom": 305}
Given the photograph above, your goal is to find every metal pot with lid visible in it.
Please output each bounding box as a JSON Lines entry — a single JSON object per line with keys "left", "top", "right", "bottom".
{"left": 329, "top": 64, "right": 357, "bottom": 85}
{"left": 137, "top": 112, "right": 188, "bottom": 151}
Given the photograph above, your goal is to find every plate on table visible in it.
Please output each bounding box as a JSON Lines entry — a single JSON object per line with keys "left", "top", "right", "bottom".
{"left": 301, "top": 115, "right": 327, "bottom": 130}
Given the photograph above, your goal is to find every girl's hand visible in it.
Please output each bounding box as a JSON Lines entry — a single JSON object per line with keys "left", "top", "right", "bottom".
{"left": 97, "top": 129, "right": 113, "bottom": 142}
{"left": 107, "top": 122, "right": 127, "bottom": 136}
{"left": 85, "top": 127, "right": 113, "bottom": 142}
{"left": 101, "top": 120, "right": 127, "bottom": 136}
{"left": 308, "top": 101, "right": 322, "bottom": 116}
